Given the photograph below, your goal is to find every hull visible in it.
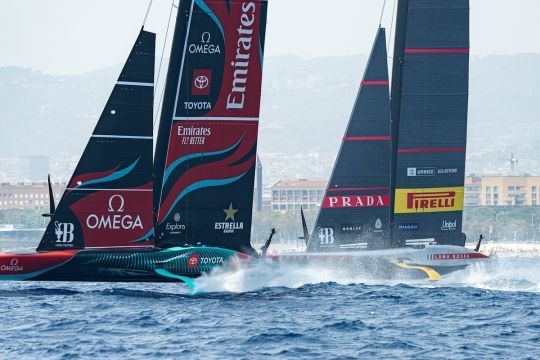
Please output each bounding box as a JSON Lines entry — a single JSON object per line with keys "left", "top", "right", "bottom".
{"left": 0, "top": 247, "right": 249, "bottom": 283}
{"left": 271, "top": 245, "right": 489, "bottom": 280}
{"left": 0, "top": 244, "right": 489, "bottom": 283}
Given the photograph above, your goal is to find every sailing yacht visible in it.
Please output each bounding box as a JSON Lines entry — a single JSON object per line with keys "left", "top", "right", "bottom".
{"left": 274, "top": 0, "right": 489, "bottom": 279}
{"left": 0, "top": 0, "right": 268, "bottom": 283}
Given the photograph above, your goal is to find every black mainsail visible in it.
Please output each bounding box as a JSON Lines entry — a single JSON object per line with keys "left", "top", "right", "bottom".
{"left": 153, "top": 0, "right": 268, "bottom": 255}
{"left": 308, "top": 28, "right": 391, "bottom": 252}
{"left": 38, "top": 29, "right": 155, "bottom": 251}
{"left": 390, "top": 0, "right": 469, "bottom": 247}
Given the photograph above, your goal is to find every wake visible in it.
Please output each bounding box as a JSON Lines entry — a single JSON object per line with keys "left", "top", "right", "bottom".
{"left": 192, "top": 256, "right": 540, "bottom": 294}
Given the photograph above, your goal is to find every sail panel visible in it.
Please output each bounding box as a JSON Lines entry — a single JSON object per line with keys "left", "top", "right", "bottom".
{"left": 154, "top": 0, "right": 268, "bottom": 255}
{"left": 308, "top": 28, "right": 391, "bottom": 252}
{"left": 392, "top": 0, "right": 469, "bottom": 247}
{"left": 37, "top": 30, "right": 155, "bottom": 251}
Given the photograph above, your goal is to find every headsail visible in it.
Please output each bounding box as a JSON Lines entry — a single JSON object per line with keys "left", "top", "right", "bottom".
{"left": 308, "top": 29, "right": 391, "bottom": 252}
{"left": 390, "top": 0, "right": 469, "bottom": 247}
{"left": 153, "top": 0, "right": 268, "bottom": 255}
{"left": 38, "top": 29, "right": 155, "bottom": 251}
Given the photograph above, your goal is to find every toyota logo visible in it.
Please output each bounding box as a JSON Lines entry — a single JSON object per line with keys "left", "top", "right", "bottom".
{"left": 194, "top": 75, "right": 209, "bottom": 90}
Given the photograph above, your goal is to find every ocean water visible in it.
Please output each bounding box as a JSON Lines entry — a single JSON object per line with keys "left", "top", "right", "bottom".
{"left": 0, "top": 256, "right": 539, "bottom": 359}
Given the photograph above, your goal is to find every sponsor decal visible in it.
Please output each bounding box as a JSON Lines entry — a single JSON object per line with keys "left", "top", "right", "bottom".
{"left": 398, "top": 223, "right": 419, "bottom": 231}
{"left": 341, "top": 224, "right": 362, "bottom": 233}
{"left": 318, "top": 227, "right": 335, "bottom": 245}
{"left": 428, "top": 253, "right": 488, "bottom": 261}
{"left": 188, "top": 31, "right": 221, "bottom": 55}
{"left": 322, "top": 195, "right": 390, "bottom": 209}
{"left": 191, "top": 69, "right": 212, "bottom": 96}
{"left": 407, "top": 167, "right": 435, "bottom": 177}
{"left": 394, "top": 187, "right": 464, "bottom": 213}
{"left": 178, "top": 125, "right": 212, "bottom": 145}
{"left": 437, "top": 168, "right": 458, "bottom": 175}
{"left": 187, "top": 254, "right": 200, "bottom": 269}
{"left": 199, "top": 257, "right": 225, "bottom": 265}
{"left": 441, "top": 220, "right": 457, "bottom": 231}
{"left": 215, "top": 203, "right": 244, "bottom": 234}
{"left": 165, "top": 212, "right": 186, "bottom": 235}
{"left": 374, "top": 218, "right": 383, "bottom": 233}
{"left": 187, "top": 253, "right": 225, "bottom": 269}
{"left": 86, "top": 195, "right": 143, "bottom": 231}
{"left": 0, "top": 258, "right": 24, "bottom": 273}
{"left": 54, "top": 221, "right": 75, "bottom": 243}
{"left": 226, "top": 1, "right": 257, "bottom": 110}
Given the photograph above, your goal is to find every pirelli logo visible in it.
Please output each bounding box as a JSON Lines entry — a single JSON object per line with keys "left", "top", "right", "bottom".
{"left": 394, "top": 187, "right": 464, "bottom": 213}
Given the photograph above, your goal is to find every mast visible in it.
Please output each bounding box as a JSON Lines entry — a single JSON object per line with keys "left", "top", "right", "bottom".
{"left": 307, "top": 28, "right": 391, "bottom": 252}
{"left": 389, "top": 0, "right": 410, "bottom": 247}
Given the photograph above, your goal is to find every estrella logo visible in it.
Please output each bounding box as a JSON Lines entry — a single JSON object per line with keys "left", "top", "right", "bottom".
{"left": 394, "top": 187, "right": 464, "bottom": 213}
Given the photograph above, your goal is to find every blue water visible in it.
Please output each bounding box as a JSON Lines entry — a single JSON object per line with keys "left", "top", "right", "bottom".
{"left": 0, "top": 257, "right": 539, "bottom": 359}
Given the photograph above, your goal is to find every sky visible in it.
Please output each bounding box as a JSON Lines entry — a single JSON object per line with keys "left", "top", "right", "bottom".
{"left": 1, "top": 0, "right": 539, "bottom": 75}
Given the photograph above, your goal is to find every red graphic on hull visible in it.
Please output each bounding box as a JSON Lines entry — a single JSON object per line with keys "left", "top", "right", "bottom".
{"left": 0, "top": 251, "right": 78, "bottom": 276}
{"left": 70, "top": 183, "right": 154, "bottom": 247}
{"left": 159, "top": 121, "right": 257, "bottom": 223}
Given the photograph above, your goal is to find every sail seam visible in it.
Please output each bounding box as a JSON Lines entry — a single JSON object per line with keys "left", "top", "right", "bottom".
{"left": 116, "top": 81, "right": 154, "bottom": 87}
{"left": 91, "top": 135, "right": 152, "bottom": 139}
{"left": 343, "top": 136, "right": 391, "bottom": 141}
{"left": 398, "top": 147, "right": 465, "bottom": 153}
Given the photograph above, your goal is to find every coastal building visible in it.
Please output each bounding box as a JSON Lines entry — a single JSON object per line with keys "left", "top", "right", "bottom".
{"left": 481, "top": 175, "right": 540, "bottom": 207}
{"left": 0, "top": 182, "right": 65, "bottom": 210}
{"left": 270, "top": 179, "right": 327, "bottom": 213}
{"left": 464, "top": 175, "right": 482, "bottom": 206}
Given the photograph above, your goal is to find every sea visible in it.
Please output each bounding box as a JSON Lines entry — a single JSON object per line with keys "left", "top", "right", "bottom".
{"left": 0, "top": 240, "right": 539, "bottom": 359}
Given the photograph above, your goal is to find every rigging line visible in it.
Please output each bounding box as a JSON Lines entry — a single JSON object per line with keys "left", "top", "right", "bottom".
{"left": 153, "top": 0, "right": 177, "bottom": 127}
{"left": 378, "top": 0, "right": 387, "bottom": 27}
{"left": 387, "top": 0, "right": 397, "bottom": 58}
{"left": 142, "top": 0, "right": 154, "bottom": 28}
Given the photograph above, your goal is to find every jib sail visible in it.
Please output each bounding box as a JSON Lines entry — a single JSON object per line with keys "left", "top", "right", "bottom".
{"left": 37, "top": 29, "right": 155, "bottom": 251}
{"left": 390, "top": 0, "right": 469, "bottom": 247}
{"left": 308, "top": 28, "right": 391, "bottom": 252}
{"left": 153, "top": 0, "right": 268, "bottom": 255}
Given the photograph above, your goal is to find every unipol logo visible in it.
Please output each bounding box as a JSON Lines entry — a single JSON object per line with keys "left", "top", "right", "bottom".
{"left": 187, "top": 254, "right": 200, "bottom": 269}
{"left": 441, "top": 220, "right": 457, "bottom": 231}
{"left": 318, "top": 227, "right": 334, "bottom": 245}
{"left": 191, "top": 69, "right": 212, "bottom": 96}
{"left": 54, "top": 221, "right": 75, "bottom": 243}
{"left": 86, "top": 195, "right": 143, "bottom": 231}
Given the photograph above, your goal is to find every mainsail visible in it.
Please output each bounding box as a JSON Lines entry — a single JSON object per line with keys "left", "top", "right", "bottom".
{"left": 390, "top": 0, "right": 469, "bottom": 247}
{"left": 308, "top": 28, "right": 391, "bottom": 252}
{"left": 38, "top": 29, "right": 155, "bottom": 251}
{"left": 153, "top": 0, "right": 268, "bottom": 255}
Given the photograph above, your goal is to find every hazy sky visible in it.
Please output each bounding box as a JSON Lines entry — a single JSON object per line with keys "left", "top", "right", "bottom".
{"left": 1, "top": 0, "right": 540, "bottom": 75}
